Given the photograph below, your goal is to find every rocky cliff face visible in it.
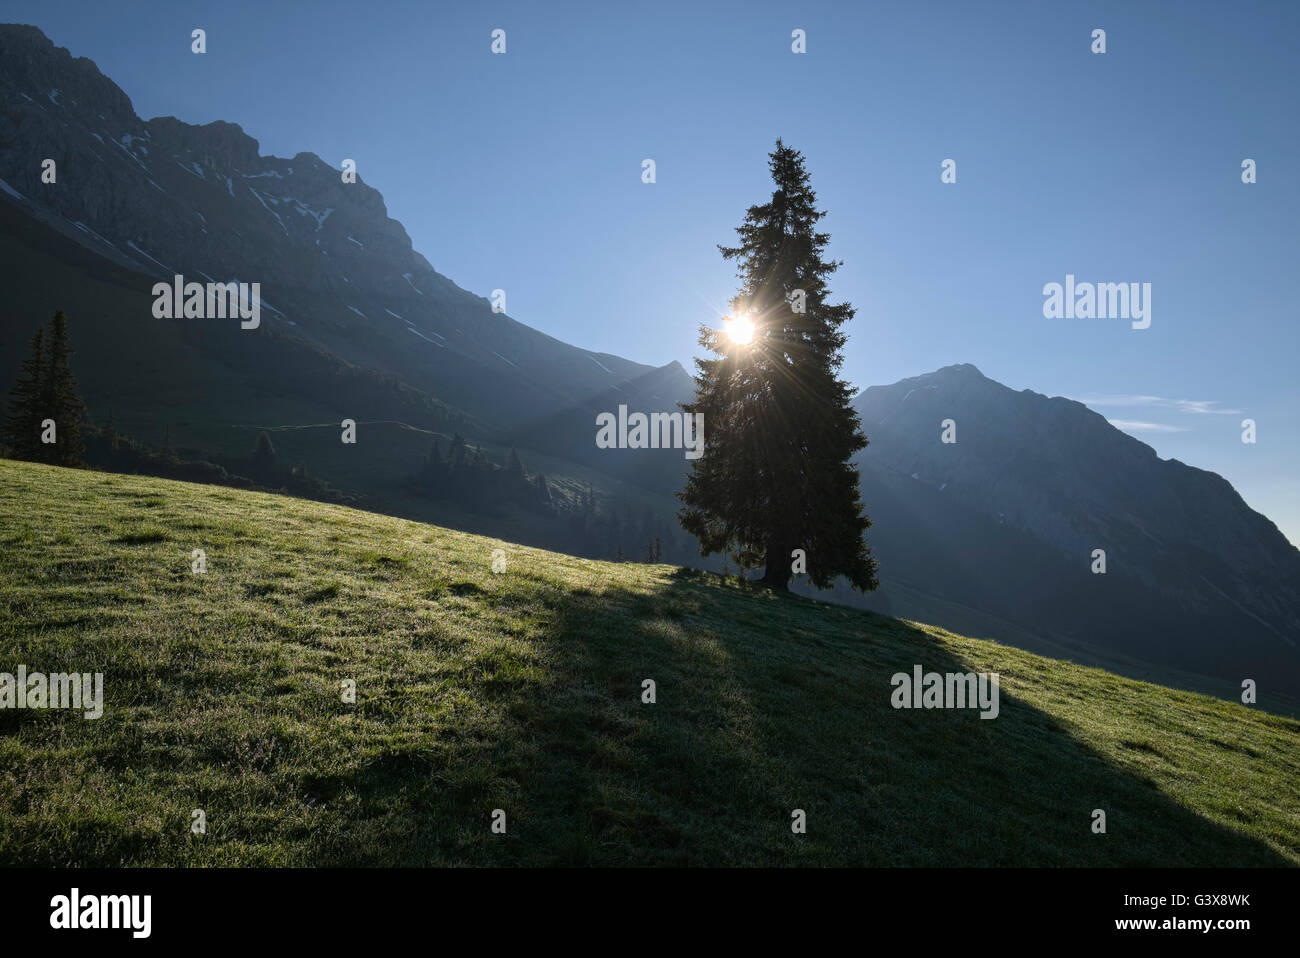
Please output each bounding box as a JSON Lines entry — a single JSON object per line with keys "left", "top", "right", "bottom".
{"left": 0, "top": 23, "right": 653, "bottom": 429}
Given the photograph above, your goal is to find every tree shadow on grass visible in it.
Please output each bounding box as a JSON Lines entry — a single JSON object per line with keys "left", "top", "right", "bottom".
{"left": 382, "top": 565, "right": 1295, "bottom": 867}
{"left": 28, "top": 552, "right": 1287, "bottom": 868}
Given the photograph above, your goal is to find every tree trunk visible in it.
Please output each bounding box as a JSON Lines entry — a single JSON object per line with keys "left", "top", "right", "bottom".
{"left": 762, "top": 545, "right": 791, "bottom": 591}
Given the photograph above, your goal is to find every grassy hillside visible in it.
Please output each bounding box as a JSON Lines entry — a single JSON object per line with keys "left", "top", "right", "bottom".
{"left": 0, "top": 202, "right": 697, "bottom": 573}
{"left": 0, "top": 459, "right": 1296, "bottom": 866}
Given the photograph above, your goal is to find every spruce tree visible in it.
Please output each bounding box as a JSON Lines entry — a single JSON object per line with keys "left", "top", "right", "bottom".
{"left": 447, "top": 433, "right": 467, "bottom": 469}
{"left": 105, "top": 408, "right": 120, "bottom": 454}
{"left": 41, "top": 310, "right": 86, "bottom": 466}
{"left": 678, "top": 140, "right": 878, "bottom": 593}
{"left": 506, "top": 447, "right": 524, "bottom": 477}
{"left": 250, "top": 430, "right": 276, "bottom": 478}
{"left": 3, "top": 326, "right": 46, "bottom": 460}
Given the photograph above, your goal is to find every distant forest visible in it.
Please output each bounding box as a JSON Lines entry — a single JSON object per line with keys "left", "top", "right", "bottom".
{"left": 3, "top": 313, "right": 694, "bottom": 568}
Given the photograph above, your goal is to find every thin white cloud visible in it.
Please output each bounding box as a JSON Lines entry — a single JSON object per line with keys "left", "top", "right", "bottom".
{"left": 1107, "top": 419, "right": 1191, "bottom": 434}
{"left": 1080, "top": 394, "right": 1242, "bottom": 415}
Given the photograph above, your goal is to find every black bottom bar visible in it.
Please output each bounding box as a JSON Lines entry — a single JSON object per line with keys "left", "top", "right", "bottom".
{"left": 3, "top": 866, "right": 1292, "bottom": 944}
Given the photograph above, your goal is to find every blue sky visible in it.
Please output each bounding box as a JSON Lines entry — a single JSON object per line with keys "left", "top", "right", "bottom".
{"left": 10, "top": 0, "right": 1300, "bottom": 542}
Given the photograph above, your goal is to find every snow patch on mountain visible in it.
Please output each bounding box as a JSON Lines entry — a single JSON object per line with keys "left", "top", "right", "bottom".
{"left": 248, "top": 187, "right": 288, "bottom": 234}
{"left": 407, "top": 327, "right": 446, "bottom": 347}
{"left": 125, "top": 241, "right": 172, "bottom": 272}
{"left": 113, "top": 136, "right": 150, "bottom": 172}
{"left": 289, "top": 200, "right": 331, "bottom": 230}
{"left": 901, "top": 385, "right": 938, "bottom": 405}
{"left": 73, "top": 221, "right": 116, "bottom": 248}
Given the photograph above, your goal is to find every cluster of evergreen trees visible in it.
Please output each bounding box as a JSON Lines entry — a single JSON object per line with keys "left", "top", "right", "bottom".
{"left": 408, "top": 437, "right": 685, "bottom": 563}
{"left": 571, "top": 487, "right": 678, "bottom": 565}
{"left": 80, "top": 417, "right": 256, "bottom": 490}
{"left": 0, "top": 312, "right": 355, "bottom": 508}
{"left": 2, "top": 310, "right": 86, "bottom": 466}
{"left": 226, "top": 430, "right": 356, "bottom": 505}
{"left": 410, "top": 434, "right": 552, "bottom": 514}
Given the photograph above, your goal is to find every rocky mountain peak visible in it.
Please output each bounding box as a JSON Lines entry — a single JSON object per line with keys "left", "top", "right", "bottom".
{"left": 928, "top": 362, "right": 985, "bottom": 379}
{"left": 0, "top": 24, "right": 136, "bottom": 127}
{"left": 145, "top": 117, "right": 262, "bottom": 171}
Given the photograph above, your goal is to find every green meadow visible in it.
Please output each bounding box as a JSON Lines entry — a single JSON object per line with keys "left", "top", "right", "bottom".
{"left": 0, "top": 459, "right": 1296, "bottom": 866}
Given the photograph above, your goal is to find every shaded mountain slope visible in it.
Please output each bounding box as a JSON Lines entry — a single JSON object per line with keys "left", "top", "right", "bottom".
{"left": 0, "top": 23, "right": 651, "bottom": 430}
{"left": 836, "top": 363, "right": 1300, "bottom": 700}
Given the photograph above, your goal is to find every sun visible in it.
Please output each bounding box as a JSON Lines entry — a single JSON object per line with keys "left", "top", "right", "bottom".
{"left": 724, "top": 314, "right": 755, "bottom": 345}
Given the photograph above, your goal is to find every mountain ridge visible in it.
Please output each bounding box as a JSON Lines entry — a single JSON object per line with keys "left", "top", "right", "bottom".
{"left": 0, "top": 22, "right": 665, "bottom": 431}
{"left": 839, "top": 363, "right": 1300, "bottom": 697}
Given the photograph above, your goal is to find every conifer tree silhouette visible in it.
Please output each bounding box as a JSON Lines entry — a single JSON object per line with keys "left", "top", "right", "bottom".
{"left": 41, "top": 310, "right": 86, "bottom": 466}
{"left": 679, "top": 141, "right": 878, "bottom": 592}
{"left": 2, "top": 325, "right": 45, "bottom": 461}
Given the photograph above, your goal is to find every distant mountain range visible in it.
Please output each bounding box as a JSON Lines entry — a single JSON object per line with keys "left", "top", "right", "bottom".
{"left": 826, "top": 363, "right": 1300, "bottom": 700}
{"left": 1, "top": 23, "right": 1296, "bottom": 705}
